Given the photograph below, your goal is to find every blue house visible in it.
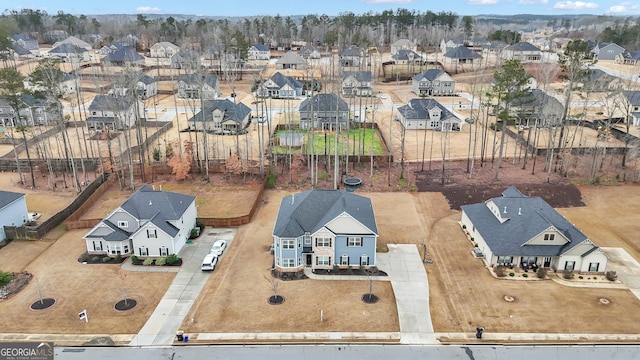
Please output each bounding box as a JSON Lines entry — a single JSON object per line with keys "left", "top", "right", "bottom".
{"left": 0, "top": 191, "right": 29, "bottom": 242}
{"left": 272, "top": 190, "right": 379, "bottom": 273}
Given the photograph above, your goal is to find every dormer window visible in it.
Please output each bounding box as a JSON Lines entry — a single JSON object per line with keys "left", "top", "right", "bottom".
{"left": 147, "top": 229, "right": 157, "bottom": 238}
{"left": 544, "top": 233, "right": 555, "bottom": 241}
{"left": 117, "top": 221, "right": 128, "bottom": 228}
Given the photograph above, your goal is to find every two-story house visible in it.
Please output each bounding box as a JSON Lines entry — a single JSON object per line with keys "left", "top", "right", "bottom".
{"left": 83, "top": 185, "right": 196, "bottom": 258}
{"left": 461, "top": 186, "right": 608, "bottom": 273}
{"left": 177, "top": 74, "right": 220, "bottom": 100}
{"left": 339, "top": 46, "right": 364, "bottom": 67}
{"left": 392, "top": 49, "right": 422, "bottom": 65}
{"left": 276, "top": 51, "right": 307, "bottom": 70}
{"left": 298, "top": 45, "right": 321, "bottom": 59}
{"left": 442, "top": 46, "right": 482, "bottom": 67}
{"left": 341, "top": 71, "right": 373, "bottom": 97}
{"left": 592, "top": 42, "right": 625, "bottom": 61}
{"left": 397, "top": 98, "right": 462, "bottom": 131}
{"left": 623, "top": 91, "right": 640, "bottom": 126}
{"left": 412, "top": 69, "right": 455, "bottom": 96}
{"left": 112, "top": 73, "right": 158, "bottom": 100}
{"left": 248, "top": 44, "right": 271, "bottom": 60}
{"left": 170, "top": 49, "right": 201, "bottom": 70}
{"left": 47, "top": 43, "right": 90, "bottom": 63}
{"left": 299, "top": 93, "right": 350, "bottom": 130}
{"left": 502, "top": 42, "right": 542, "bottom": 63}
{"left": 272, "top": 189, "right": 379, "bottom": 273}
{"left": 257, "top": 72, "right": 303, "bottom": 99}
{"left": 86, "top": 95, "right": 143, "bottom": 131}
{"left": 0, "top": 96, "right": 57, "bottom": 126}
{"left": 101, "top": 46, "right": 145, "bottom": 67}
{"left": 187, "top": 99, "right": 251, "bottom": 133}
{"left": 391, "top": 38, "right": 416, "bottom": 55}
{"left": 150, "top": 42, "right": 180, "bottom": 58}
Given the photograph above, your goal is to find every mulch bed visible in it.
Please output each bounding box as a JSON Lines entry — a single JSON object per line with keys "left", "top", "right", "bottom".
{"left": 114, "top": 299, "right": 137, "bottom": 311}
{"left": 0, "top": 272, "right": 32, "bottom": 301}
{"left": 78, "top": 254, "right": 127, "bottom": 265}
{"left": 30, "top": 298, "right": 56, "bottom": 310}
{"left": 268, "top": 295, "right": 284, "bottom": 305}
{"left": 362, "top": 294, "right": 379, "bottom": 304}
{"left": 312, "top": 268, "right": 388, "bottom": 277}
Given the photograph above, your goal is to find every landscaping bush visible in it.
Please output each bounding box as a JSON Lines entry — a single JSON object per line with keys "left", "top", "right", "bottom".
{"left": 563, "top": 270, "right": 574, "bottom": 280}
{"left": 0, "top": 270, "right": 13, "bottom": 286}
{"left": 522, "top": 273, "right": 528, "bottom": 278}
{"left": 605, "top": 271, "right": 617, "bottom": 281}
{"left": 195, "top": 221, "right": 204, "bottom": 230}
{"left": 155, "top": 258, "right": 167, "bottom": 266}
{"left": 143, "top": 258, "right": 154, "bottom": 266}
{"left": 102, "top": 256, "right": 112, "bottom": 263}
{"left": 131, "top": 255, "right": 143, "bottom": 265}
{"left": 495, "top": 266, "right": 506, "bottom": 277}
{"left": 92, "top": 256, "right": 101, "bottom": 262}
{"left": 267, "top": 169, "right": 277, "bottom": 188}
{"left": 190, "top": 228, "right": 199, "bottom": 239}
{"left": 462, "top": 224, "right": 466, "bottom": 229}
{"left": 78, "top": 253, "right": 89, "bottom": 262}
{"left": 509, "top": 272, "right": 515, "bottom": 277}
{"left": 578, "top": 275, "right": 584, "bottom": 279}
{"left": 115, "top": 254, "right": 122, "bottom": 262}
{"left": 166, "top": 254, "right": 179, "bottom": 266}
{"left": 536, "top": 267, "right": 547, "bottom": 279}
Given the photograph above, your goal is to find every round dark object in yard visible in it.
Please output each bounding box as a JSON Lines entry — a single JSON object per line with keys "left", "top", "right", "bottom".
{"left": 362, "top": 294, "right": 379, "bottom": 304}
{"left": 343, "top": 177, "right": 363, "bottom": 186}
{"left": 268, "top": 295, "right": 284, "bottom": 305}
{"left": 114, "top": 299, "right": 137, "bottom": 311}
{"left": 30, "top": 298, "right": 56, "bottom": 310}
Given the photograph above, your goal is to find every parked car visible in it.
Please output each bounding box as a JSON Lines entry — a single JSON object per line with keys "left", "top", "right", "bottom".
{"left": 210, "top": 240, "right": 227, "bottom": 256}
{"left": 28, "top": 212, "right": 41, "bottom": 221}
{"left": 201, "top": 254, "right": 219, "bottom": 271}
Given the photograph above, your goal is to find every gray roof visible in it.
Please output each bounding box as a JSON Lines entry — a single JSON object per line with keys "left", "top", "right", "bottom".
{"left": 0, "top": 190, "right": 25, "bottom": 210}
{"left": 504, "top": 42, "right": 541, "bottom": 52}
{"left": 392, "top": 49, "right": 421, "bottom": 61}
{"left": 343, "top": 71, "right": 372, "bottom": 82}
{"left": 340, "top": 46, "right": 361, "bottom": 57}
{"left": 461, "top": 186, "right": 589, "bottom": 257}
{"left": 273, "top": 189, "right": 378, "bottom": 238}
{"left": 49, "top": 43, "right": 87, "bottom": 54}
{"left": 277, "top": 51, "right": 307, "bottom": 65}
{"left": 413, "top": 69, "right": 447, "bottom": 82}
{"left": 12, "top": 43, "right": 31, "bottom": 56}
{"left": 178, "top": 73, "right": 219, "bottom": 88}
{"left": 443, "top": 46, "right": 481, "bottom": 59}
{"left": 138, "top": 74, "right": 156, "bottom": 85}
{"left": 251, "top": 44, "right": 269, "bottom": 51}
{"left": 621, "top": 50, "right": 640, "bottom": 61}
{"left": 188, "top": 99, "right": 251, "bottom": 124}
{"left": 397, "top": 98, "right": 458, "bottom": 122}
{"left": 624, "top": 91, "right": 640, "bottom": 106}
{"left": 513, "top": 89, "right": 562, "bottom": 109}
{"left": 102, "top": 46, "right": 144, "bottom": 63}
{"left": 88, "top": 95, "right": 134, "bottom": 111}
{"left": 299, "top": 93, "right": 349, "bottom": 113}
{"left": 269, "top": 72, "right": 303, "bottom": 89}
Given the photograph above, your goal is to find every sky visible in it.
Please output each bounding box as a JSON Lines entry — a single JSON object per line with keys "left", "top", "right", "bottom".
{"left": 3, "top": 0, "right": 640, "bottom": 17}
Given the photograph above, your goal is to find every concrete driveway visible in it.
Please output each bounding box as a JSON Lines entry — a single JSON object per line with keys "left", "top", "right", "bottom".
{"left": 601, "top": 247, "right": 640, "bottom": 300}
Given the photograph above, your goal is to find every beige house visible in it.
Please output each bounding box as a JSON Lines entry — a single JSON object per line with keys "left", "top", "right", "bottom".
{"left": 150, "top": 42, "right": 180, "bottom": 58}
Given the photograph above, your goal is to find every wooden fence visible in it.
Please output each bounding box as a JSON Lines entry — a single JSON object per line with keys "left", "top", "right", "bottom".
{"left": 197, "top": 175, "right": 268, "bottom": 227}
{"left": 63, "top": 174, "right": 117, "bottom": 230}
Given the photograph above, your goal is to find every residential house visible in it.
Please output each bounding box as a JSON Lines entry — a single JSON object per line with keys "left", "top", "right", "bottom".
{"left": 461, "top": 186, "right": 608, "bottom": 273}
{"left": 391, "top": 38, "right": 416, "bottom": 55}
{"left": 177, "top": 74, "right": 220, "bottom": 99}
{"left": 623, "top": 91, "right": 640, "bottom": 126}
{"left": 10, "top": 43, "right": 33, "bottom": 60}
{"left": 299, "top": 93, "right": 350, "bottom": 130}
{"left": 112, "top": 73, "right": 158, "bottom": 99}
{"left": 248, "top": 44, "right": 270, "bottom": 60}
{"left": 412, "top": 69, "right": 455, "bottom": 96}
{"left": 440, "top": 39, "right": 463, "bottom": 54}
{"left": 397, "top": 98, "right": 462, "bottom": 131}
{"left": 341, "top": 71, "right": 373, "bottom": 97}
{"left": 392, "top": 49, "right": 422, "bottom": 65}
{"left": 24, "top": 72, "right": 77, "bottom": 96}
{"left": 272, "top": 189, "right": 379, "bottom": 272}
{"left": 0, "top": 191, "right": 29, "bottom": 242}
{"left": 86, "top": 95, "right": 143, "bottom": 131}
{"left": 170, "top": 49, "right": 201, "bottom": 70}
{"left": 615, "top": 50, "right": 640, "bottom": 66}
{"left": 150, "top": 42, "right": 180, "bottom": 58}
{"left": 276, "top": 51, "right": 307, "bottom": 70}
{"left": 551, "top": 37, "right": 572, "bottom": 52}
{"left": 482, "top": 41, "right": 506, "bottom": 56}
{"left": 339, "top": 45, "right": 364, "bottom": 67}
{"left": 298, "top": 45, "right": 320, "bottom": 59}
{"left": 442, "top": 46, "right": 482, "bottom": 66}
{"left": 47, "top": 43, "right": 90, "bottom": 63}
{"left": 52, "top": 36, "right": 92, "bottom": 51}
{"left": 99, "top": 42, "right": 128, "bottom": 55}
{"left": 187, "top": 99, "right": 251, "bottom": 133}
{"left": 83, "top": 185, "right": 196, "bottom": 258}
{"left": 11, "top": 34, "right": 39, "bottom": 53}
{"left": 257, "top": 72, "right": 303, "bottom": 99}
{"left": 578, "top": 69, "right": 624, "bottom": 92}
{"left": 0, "top": 96, "right": 57, "bottom": 126}
{"left": 509, "top": 89, "right": 564, "bottom": 128}
{"left": 101, "top": 46, "right": 145, "bottom": 67}
{"left": 592, "top": 42, "right": 625, "bottom": 60}
{"left": 502, "top": 42, "right": 542, "bottom": 62}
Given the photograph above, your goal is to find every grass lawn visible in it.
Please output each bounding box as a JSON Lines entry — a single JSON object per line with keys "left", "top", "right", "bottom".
{"left": 272, "top": 129, "right": 386, "bottom": 156}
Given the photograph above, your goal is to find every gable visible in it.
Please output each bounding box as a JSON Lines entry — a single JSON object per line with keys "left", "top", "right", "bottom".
{"left": 325, "top": 212, "right": 374, "bottom": 235}
{"left": 84, "top": 223, "right": 113, "bottom": 238}
{"left": 562, "top": 239, "right": 597, "bottom": 256}
{"left": 523, "top": 226, "right": 570, "bottom": 246}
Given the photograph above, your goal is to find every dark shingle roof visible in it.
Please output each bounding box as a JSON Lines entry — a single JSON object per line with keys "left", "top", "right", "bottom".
{"left": 102, "top": 46, "right": 144, "bottom": 63}
{"left": 270, "top": 72, "right": 303, "bottom": 89}
{"left": 624, "top": 91, "right": 640, "bottom": 106}
{"left": 504, "top": 42, "right": 541, "bottom": 52}
{"left": 443, "top": 46, "right": 481, "bottom": 59}
{"left": 343, "top": 71, "right": 372, "bottom": 82}
{"left": 88, "top": 95, "right": 135, "bottom": 111}
{"left": 392, "top": 49, "right": 421, "bottom": 61}
{"left": 188, "top": 99, "right": 251, "bottom": 124}
{"left": 0, "top": 190, "right": 25, "bottom": 210}
{"left": 49, "top": 43, "right": 87, "bottom": 54}
{"left": 339, "top": 46, "right": 361, "bottom": 57}
{"left": 397, "top": 98, "right": 457, "bottom": 122}
{"left": 413, "top": 69, "right": 447, "bottom": 81}
{"left": 178, "top": 74, "right": 218, "bottom": 88}
{"left": 277, "top": 51, "right": 307, "bottom": 65}
{"left": 299, "top": 93, "right": 349, "bottom": 113}
{"left": 273, "top": 190, "right": 378, "bottom": 238}
{"left": 251, "top": 44, "right": 269, "bottom": 51}
{"left": 12, "top": 43, "right": 31, "bottom": 56}
{"left": 461, "top": 186, "right": 589, "bottom": 257}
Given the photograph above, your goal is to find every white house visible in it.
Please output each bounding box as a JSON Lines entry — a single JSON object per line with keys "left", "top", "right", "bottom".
{"left": 83, "top": 185, "right": 196, "bottom": 258}
{"left": 86, "top": 95, "right": 144, "bottom": 131}
{"left": 461, "top": 186, "right": 608, "bottom": 273}
{"left": 0, "top": 191, "right": 29, "bottom": 242}
{"left": 248, "top": 44, "right": 270, "bottom": 60}
{"left": 397, "top": 98, "right": 462, "bottom": 131}
{"left": 150, "top": 42, "right": 180, "bottom": 58}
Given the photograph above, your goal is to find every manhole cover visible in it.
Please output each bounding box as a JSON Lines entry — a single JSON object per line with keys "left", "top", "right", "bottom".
{"left": 30, "top": 298, "right": 56, "bottom": 310}
{"left": 503, "top": 295, "right": 516, "bottom": 302}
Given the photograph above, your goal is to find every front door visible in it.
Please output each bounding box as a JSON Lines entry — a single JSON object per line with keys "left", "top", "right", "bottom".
{"left": 543, "top": 257, "right": 551, "bottom": 267}
{"left": 306, "top": 254, "right": 312, "bottom": 266}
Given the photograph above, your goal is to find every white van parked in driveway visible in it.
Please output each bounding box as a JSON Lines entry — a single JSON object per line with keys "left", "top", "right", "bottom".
{"left": 201, "top": 254, "right": 219, "bottom": 271}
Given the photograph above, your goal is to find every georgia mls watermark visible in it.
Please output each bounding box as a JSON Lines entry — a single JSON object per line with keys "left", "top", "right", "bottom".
{"left": 0, "top": 342, "right": 53, "bottom": 360}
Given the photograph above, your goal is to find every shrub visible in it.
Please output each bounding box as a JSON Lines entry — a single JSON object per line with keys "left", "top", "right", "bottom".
{"left": 102, "top": 256, "right": 112, "bottom": 263}
{"left": 578, "top": 275, "right": 584, "bottom": 279}
{"left": 536, "top": 267, "right": 547, "bottom": 279}
{"left": 462, "top": 225, "right": 467, "bottom": 229}
{"left": 0, "top": 270, "right": 13, "bottom": 286}
{"left": 190, "top": 229, "right": 199, "bottom": 238}
{"left": 92, "top": 256, "right": 101, "bottom": 262}
{"left": 78, "top": 253, "right": 89, "bottom": 262}
{"left": 166, "top": 254, "right": 179, "bottom": 266}
{"left": 605, "top": 271, "right": 617, "bottom": 281}
{"left": 563, "top": 270, "right": 574, "bottom": 280}
{"left": 115, "top": 254, "right": 122, "bottom": 262}
{"left": 143, "top": 258, "right": 154, "bottom": 266}
{"left": 131, "top": 255, "right": 139, "bottom": 263}
{"left": 522, "top": 273, "right": 528, "bottom": 278}
{"left": 509, "top": 272, "right": 515, "bottom": 277}
{"left": 495, "top": 266, "right": 506, "bottom": 277}
{"left": 195, "top": 221, "right": 204, "bottom": 229}
{"left": 155, "top": 258, "right": 167, "bottom": 266}
{"left": 267, "top": 169, "right": 277, "bottom": 188}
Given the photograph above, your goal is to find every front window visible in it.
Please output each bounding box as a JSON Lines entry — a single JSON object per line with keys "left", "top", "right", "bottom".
{"left": 589, "top": 262, "right": 599, "bottom": 272}
{"left": 93, "top": 241, "right": 102, "bottom": 251}
{"left": 282, "top": 258, "right": 296, "bottom": 268}
{"left": 522, "top": 256, "right": 536, "bottom": 264}
{"left": 360, "top": 254, "right": 369, "bottom": 266}
{"left": 316, "top": 237, "right": 332, "bottom": 247}
{"left": 565, "top": 261, "right": 575, "bottom": 271}
{"left": 340, "top": 254, "right": 349, "bottom": 266}
{"left": 304, "top": 234, "right": 312, "bottom": 245}
{"left": 160, "top": 247, "right": 168, "bottom": 257}
{"left": 147, "top": 229, "right": 157, "bottom": 238}
{"left": 543, "top": 233, "right": 555, "bottom": 241}
{"left": 282, "top": 239, "right": 295, "bottom": 249}
{"left": 316, "top": 255, "right": 330, "bottom": 266}
{"left": 139, "top": 247, "right": 148, "bottom": 256}
{"left": 347, "top": 237, "right": 362, "bottom": 247}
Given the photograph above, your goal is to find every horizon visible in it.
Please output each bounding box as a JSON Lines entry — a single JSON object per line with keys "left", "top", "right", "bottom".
{"left": 3, "top": 0, "right": 640, "bottom": 18}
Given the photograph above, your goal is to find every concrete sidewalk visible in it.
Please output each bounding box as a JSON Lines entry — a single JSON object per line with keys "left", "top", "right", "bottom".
{"left": 129, "top": 228, "right": 236, "bottom": 346}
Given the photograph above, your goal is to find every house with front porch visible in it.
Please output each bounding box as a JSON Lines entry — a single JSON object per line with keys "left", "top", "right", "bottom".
{"left": 257, "top": 72, "right": 303, "bottom": 99}
{"left": 502, "top": 42, "right": 542, "bottom": 63}
{"left": 177, "top": 74, "right": 220, "bottom": 99}
{"left": 150, "top": 42, "right": 180, "bottom": 58}
{"left": 616, "top": 50, "right": 640, "bottom": 66}
{"left": 299, "top": 93, "right": 349, "bottom": 130}
{"left": 397, "top": 98, "right": 462, "bottom": 131}
{"left": 248, "top": 44, "right": 270, "bottom": 60}
{"left": 83, "top": 185, "right": 196, "bottom": 258}
{"left": 276, "top": 51, "right": 307, "bottom": 70}
{"left": 392, "top": 49, "right": 422, "bottom": 65}
{"left": 272, "top": 189, "right": 379, "bottom": 273}
{"left": 461, "top": 186, "right": 608, "bottom": 273}
{"left": 341, "top": 71, "right": 373, "bottom": 97}
{"left": 187, "top": 99, "right": 251, "bottom": 133}
{"left": 412, "top": 69, "right": 455, "bottom": 96}
{"left": 47, "top": 43, "right": 90, "bottom": 63}
{"left": 86, "top": 95, "right": 144, "bottom": 131}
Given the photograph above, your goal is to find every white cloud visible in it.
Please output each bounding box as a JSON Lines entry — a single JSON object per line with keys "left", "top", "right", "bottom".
{"left": 553, "top": 1, "right": 598, "bottom": 10}
{"left": 607, "top": 2, "right": 640, "bottom": 13}
{"left": 519, "top": 0, "right": 548, "bottom": 4}
{"left": 468, "top": 0, "right": 499, "bottom": 5}
{"left": 136, "top": 6, "right": 162, "bottom": 13}
{"left": 360, "top": 0, "right": 416, "bottom": 4}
